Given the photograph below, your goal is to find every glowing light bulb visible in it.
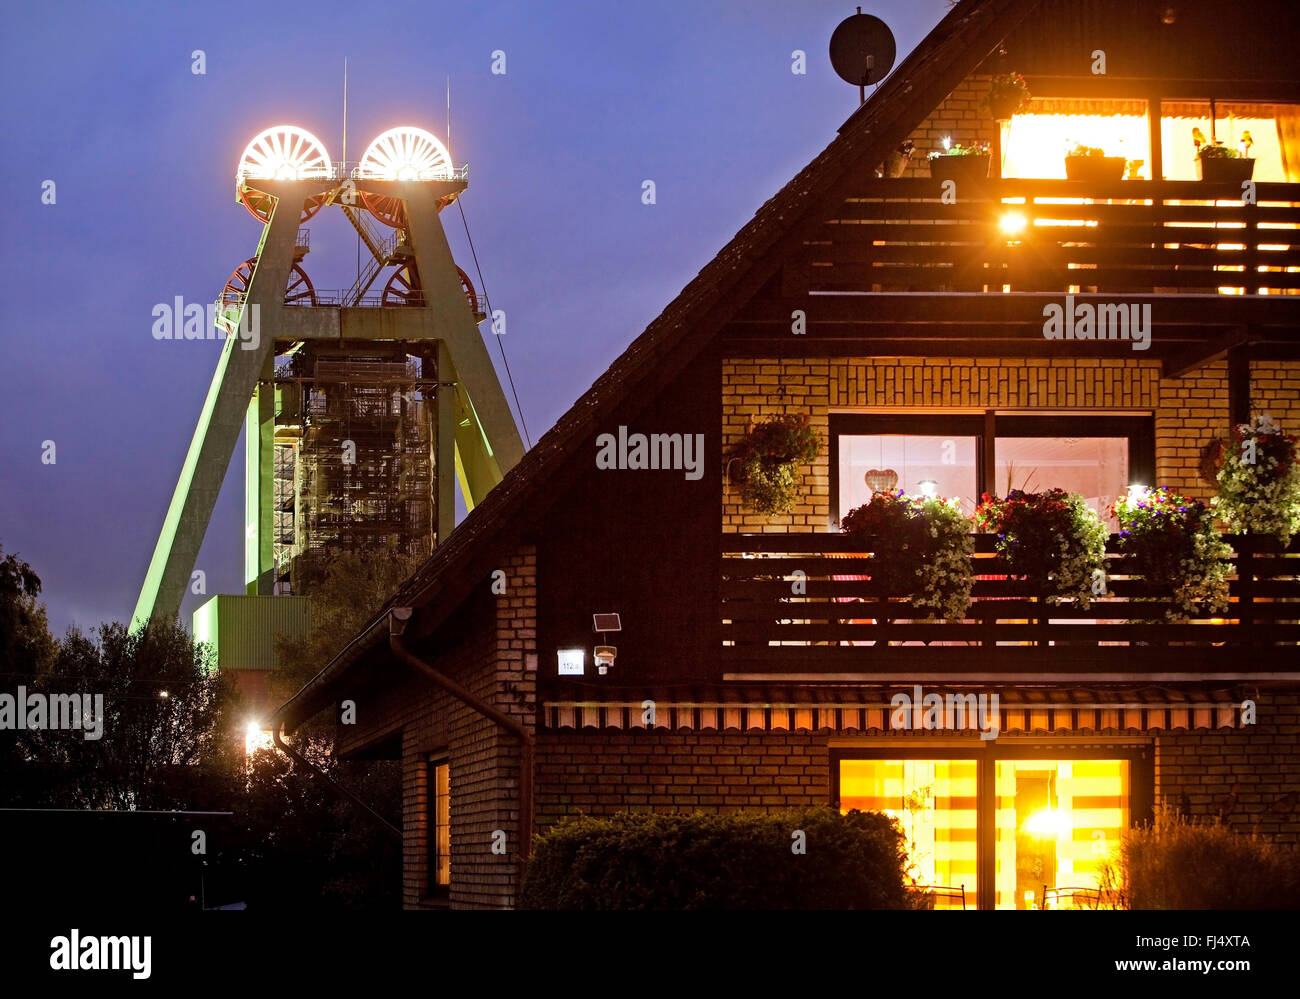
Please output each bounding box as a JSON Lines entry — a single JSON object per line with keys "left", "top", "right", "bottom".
{"left": 1024, "top": 807, "right": 1069, "bottom": 838}
{"left": 999, "top": 211, "right": 1028, "bottom": 236}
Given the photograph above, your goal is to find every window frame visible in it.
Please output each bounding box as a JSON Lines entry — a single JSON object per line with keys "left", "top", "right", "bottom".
{"left": 830, "top": 742, "right": 1154, "bottom": 910}
{"left": 426, "top": 754, "right": 451, "bottom": 900}
{"left": 828, "top": 413, "right": 1155, "bottom": 524}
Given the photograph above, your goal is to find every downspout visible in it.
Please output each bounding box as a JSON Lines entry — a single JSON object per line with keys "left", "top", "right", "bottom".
{"left": 272, "top": 724, "right": 402, "bottom": 841}
{"left": 387, "top": 608, "right": 534, "bottom": 888}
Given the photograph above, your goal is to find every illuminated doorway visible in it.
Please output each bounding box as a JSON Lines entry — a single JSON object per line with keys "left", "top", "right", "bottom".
{"left": 834, "top": 749, "right": 1144, "bottom": 910}
{"left": 996, "top": 759, "right": 1129, "bottom": 909}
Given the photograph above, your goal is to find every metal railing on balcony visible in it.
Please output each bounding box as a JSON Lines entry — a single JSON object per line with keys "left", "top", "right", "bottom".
{"left": 283, "top": 289, "right": 425, "bottom": 308}
{"left": 809, "top": 178, "right": 1300, "bottom": 296}
{"left": 721, "top": 532, "right": 1300, "bottom": 672}
{"left": 326, "top": 161, "right": 470, "bottom": 183}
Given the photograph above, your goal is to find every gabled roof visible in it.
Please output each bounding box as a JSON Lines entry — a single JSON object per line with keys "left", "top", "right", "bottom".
{"left": 275, "top": 0, "right": 1038, "bottom": 733}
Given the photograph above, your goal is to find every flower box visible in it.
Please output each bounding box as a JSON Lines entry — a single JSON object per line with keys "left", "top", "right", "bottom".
{"left": 1196, "top": 156, "right": 1255, "bottom": 184}
{"left": 1064, "top": 155, "right": 1126, "bottom": 183}
{"left": 928, "top": 152, "right": 990, "bottom": 184}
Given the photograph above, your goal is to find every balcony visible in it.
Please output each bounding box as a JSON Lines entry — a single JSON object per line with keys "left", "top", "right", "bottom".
{"left": 721, "top": 532, "right": 1300, "bottom": 675}
{"left": 807, "top": 178, "right": 1300, "bottom": 296}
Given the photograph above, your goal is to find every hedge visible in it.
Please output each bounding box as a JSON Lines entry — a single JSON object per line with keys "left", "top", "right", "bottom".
{"left": 519, "top": 807, "right": 919, "bottom": 909}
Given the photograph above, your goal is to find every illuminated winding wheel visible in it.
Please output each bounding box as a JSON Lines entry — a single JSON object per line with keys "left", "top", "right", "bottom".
{"left": 358, "top": 126, "right": 453, "bottom": 228}
{"left": 380, "top": 263, "right": 481, "bottom": 315}
{"left": 457, "top": 266, "right": 483, "bottom": 319}
{"left": 359, "top": 191, "right": 406, "bottom": 228}
{"left": 236, "top": 125, "right": 333, "bottom": 224}
{"left": 382, "top": 263, "right": 423, "bottom": 307}
{"left": 239, "top": 187, "right": 330, "bottom": 225}
{"left": 223, "top": 256, "right": 318, "bottom": 309}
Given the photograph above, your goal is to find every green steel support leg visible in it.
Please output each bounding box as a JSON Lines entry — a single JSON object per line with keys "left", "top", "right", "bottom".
{"left": 435, "top": 341, "right": 457, "bottom": 543}
{"left": 133, "top": 189, "right": 304, "bottom": 626}
{"left": 403, "top": 185, "right": 524, "bottom": 506}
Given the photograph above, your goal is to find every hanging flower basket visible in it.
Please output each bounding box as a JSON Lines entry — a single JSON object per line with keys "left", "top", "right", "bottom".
{"left": 1213, "top": 415, "right": 1300, "bottom": 546}
{"left": 975, "top": 489, "right": 1109, "bottom": 608}
{"left": 980, "top": 72, "right": 1032, "bottom": 120}
{"left": 729, "top": 414, "right": 821, "bottom": 516}
{"left": 842, "top": 490, "right": 974, "bottom": 621}
{"left": 1111, "top": 488, "right": 1232, "bottom": 620}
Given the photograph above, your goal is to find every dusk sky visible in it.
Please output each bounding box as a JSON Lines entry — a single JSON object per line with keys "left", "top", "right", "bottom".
{"left": 0, "top": 0, "right": 949, "bottom": 636}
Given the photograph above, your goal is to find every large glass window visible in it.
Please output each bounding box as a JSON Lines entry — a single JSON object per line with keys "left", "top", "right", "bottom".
{"left": 829, "top": 414, "right": 1152, "bottom": 528}
{"left": 994, "top": 437, "right": 1128, "bottom": 529}
{"left": 839, "top": 435, "right": 979, "bottom": 518}
{"left": 1003, "top": 111, "right": 1151, "bottom": 179}
{"left": 837, "top": 754, "right": 1135, "bottom": 910}
{"left": 995, "top": 759, "right": 1130, "bottom": 910}
{"left": 840, "top": 758, "right": 978, "bottom": 909}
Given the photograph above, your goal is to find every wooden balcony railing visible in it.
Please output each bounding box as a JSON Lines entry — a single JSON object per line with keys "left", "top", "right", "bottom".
{"left": 721, "top": 532, "right": 1300, "bottom": 674}
{"left": 808, "top": 179, "right": 1300, "bottom": 295}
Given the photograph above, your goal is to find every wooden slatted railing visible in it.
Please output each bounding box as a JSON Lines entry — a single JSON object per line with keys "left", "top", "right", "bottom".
{"left": 721, "top": 532, "right": 1300, "bottom": 672}
{"left": 808, "top": 179, "right": 1300, "bottom": 295}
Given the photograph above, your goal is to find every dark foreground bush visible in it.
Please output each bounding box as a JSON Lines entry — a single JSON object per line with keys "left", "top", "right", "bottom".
{"left": 519, "top": 807, "right": 918, "bottom": 909}
{"left": 1100, "top": 808, "right": 1300, "bottom": 909}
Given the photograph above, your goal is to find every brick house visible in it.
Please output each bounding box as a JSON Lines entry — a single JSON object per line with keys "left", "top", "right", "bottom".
{"left": 271, "top": 0, "right": 1300, "bottom": 909}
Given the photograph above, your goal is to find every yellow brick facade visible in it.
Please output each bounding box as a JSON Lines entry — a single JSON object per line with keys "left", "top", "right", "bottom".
{"left": 722, "top": 357, "right": 1300, "bottom": 532}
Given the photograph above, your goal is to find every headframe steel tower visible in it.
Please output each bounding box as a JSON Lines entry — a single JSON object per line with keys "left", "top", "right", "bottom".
{"left": 134, "top": 124, "right": 523, "bottom": 626}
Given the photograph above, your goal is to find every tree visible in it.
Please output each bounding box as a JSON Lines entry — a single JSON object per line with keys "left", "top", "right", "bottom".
{"left": 271, "top": 542, "right": 422, "bottom": 711}
{"left": 0, "top": 544, "right": 55, "bottom": 684}
{"left": 232, "top": 542, "right": 421, "bottom": 907}
{"left": 16, "top": 619, "right": 242, "bottom": 809}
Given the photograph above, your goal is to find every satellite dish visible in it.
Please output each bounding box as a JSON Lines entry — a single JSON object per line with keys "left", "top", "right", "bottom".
{"left": 829, "top": 9, "right": 897, "bottom": 90}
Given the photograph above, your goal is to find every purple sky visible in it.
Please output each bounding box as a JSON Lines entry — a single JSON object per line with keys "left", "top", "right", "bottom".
{"left": 0, "top": 0, "right": 947, "bottom": 636}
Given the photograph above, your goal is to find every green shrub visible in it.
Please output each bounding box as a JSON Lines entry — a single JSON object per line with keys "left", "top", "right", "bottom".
{"left": 1099, "top": 807, "right": 1300, "bottom": 909}
{"left": 519, "top": 807, "right": 920, "bottom": 909}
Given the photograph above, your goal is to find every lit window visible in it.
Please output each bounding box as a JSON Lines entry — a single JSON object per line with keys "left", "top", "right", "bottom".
{"left": 428, "top": 757, "right": 450, "bottom": 895}
{"left": 838, "top": 755, "right": 1133, "bottom": 910}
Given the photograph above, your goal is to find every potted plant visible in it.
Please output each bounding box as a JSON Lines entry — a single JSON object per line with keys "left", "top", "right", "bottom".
{"left": 1111, "top": 487, "right": 1232, "bottom": 621}
{"left": 1196, "top": 142, "right": 1255, "bottom": 183}
{"left": 927, "top": 139, "right": 991, "bottom": 184}
{"left": 728, "top": 413, "right": 821, "bottom": 516}
{"left": 1212, "top": 415, "right": 1300, "bottom": 546}
{"left": 841, "top": 490, "right": 975, "bottom": 621}
{"left": 1064, "top": 143, "right": 1127, "bottom": 183}
{"left": 975, "top": 488, "right": 1108, "bottom": 608}
{"left": 881, "top": 139, "right": 914, "bottom": 178}
{"left": 981, "top": 72, "right": 1032, "bottom": 121}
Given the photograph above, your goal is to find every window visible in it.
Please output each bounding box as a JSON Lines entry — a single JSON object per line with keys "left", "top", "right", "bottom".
{"left": 834, "top": 748, "right": 1145, "bottom": 910}
{"left": 829, "top": 414, "right": 1153, "bottom": 530}
{"left": 995, "top": 759, "right": 1130, "bottom": 910}
{"left": 840, "top": 758, "right": 978, "bottom": 909}
{"left": 839, "top": 433, "right": 980, "bottom": 518}
{"left": 428, "top": 757, "right": 450, "bottom": 896}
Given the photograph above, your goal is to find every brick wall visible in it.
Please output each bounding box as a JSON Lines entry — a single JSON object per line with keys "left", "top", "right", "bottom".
{"left": 334, "top": 545, "right": 537, "bottom": 910}
{"left": 899, "top": 76, "right": 996, "bottom": 177}
{"left": 538, "top": 723, "right": 1300, "bottom": 848}
{"left": 722, "top": 356, "right": 1300, "bottom": 531}
{"left": 534, "top": 731, "right": 830, "bottom": 830}
{"left": 1155, "top": 693, "right": 1300, "bottom": 843}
